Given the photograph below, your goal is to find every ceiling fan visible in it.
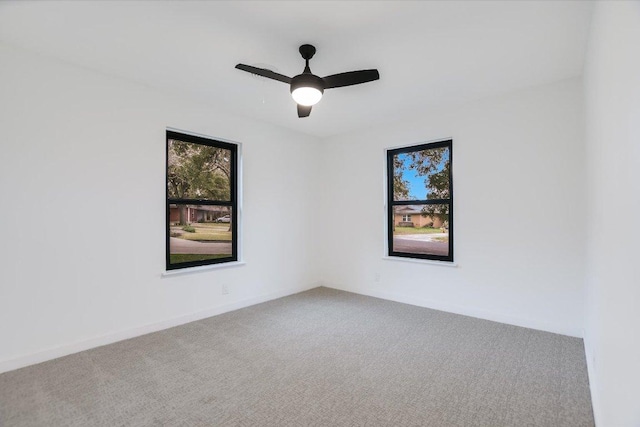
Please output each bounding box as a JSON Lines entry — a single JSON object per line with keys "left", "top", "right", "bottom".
{"left": 235, "top": 44, "right": 380, "bottom": 118}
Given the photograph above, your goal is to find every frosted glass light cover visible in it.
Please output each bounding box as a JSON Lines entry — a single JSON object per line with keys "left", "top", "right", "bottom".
{"left": 291, "top": 87, "right": 322, "bottom": 106}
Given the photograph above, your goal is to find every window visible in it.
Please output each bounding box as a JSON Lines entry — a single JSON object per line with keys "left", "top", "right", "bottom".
{"left": 387, "top": 140, "right": 453, "bottom": 262}
{"left": 166, "top": 130, "right": 238, "bottom": 270}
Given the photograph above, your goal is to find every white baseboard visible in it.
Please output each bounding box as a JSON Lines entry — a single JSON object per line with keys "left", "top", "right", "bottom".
{"left": 0, "top": 283, "right": 320, "bottom": 374}
{"left": 322, "top": 283, "right": 583, "bottom": 338}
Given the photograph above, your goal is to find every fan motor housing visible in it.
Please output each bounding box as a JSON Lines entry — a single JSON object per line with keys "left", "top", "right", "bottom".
{"left": 290, "top": 73, "right": 325, "bottom": 94}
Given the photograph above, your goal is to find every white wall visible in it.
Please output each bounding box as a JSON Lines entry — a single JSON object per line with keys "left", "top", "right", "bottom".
{"left": 583, "top": 2, "right": 640, "bottom": 426}
{"left": 0, "top": 44, "right": 322, "bottom": 372}
{"left": 318, "top": 78, "right": 586, "bottom": 337}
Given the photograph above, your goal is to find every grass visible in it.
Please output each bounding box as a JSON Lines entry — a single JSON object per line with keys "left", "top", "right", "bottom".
{"left": 170, "top": 254, "right": 231, "bottom": 263}
{"left": 171, "top": 222, "right": 232, "bottom": 241}
{"left": 393, "top": 226, "right": 445, "bottom": 235}
{"left": 193, "top": 223, "right": 231, "bottom": 230}
{"left": 179, "top": 233, "right": 231, "bottom": 242}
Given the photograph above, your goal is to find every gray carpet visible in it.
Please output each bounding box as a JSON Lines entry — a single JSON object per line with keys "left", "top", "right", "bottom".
{"left": 0, "top": 287, "right": 594, "bottom": 426}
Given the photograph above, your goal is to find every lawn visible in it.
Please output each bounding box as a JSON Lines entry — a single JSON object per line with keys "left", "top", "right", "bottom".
{"left": 393, "top": 226, "right": 445, "bottom": 235}
{"left": 173, "top": 222, "right": 232, "bottom": 242}
{"left": 170, "top": 254, "right": 231, "bottom": 263}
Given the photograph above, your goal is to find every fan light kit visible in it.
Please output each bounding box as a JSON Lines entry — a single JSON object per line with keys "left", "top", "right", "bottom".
{"left": 236, "top": 44, "right": 380, "bottom": 118}
{"left": 291, "top": 87, "right": 322, "bottom": 106}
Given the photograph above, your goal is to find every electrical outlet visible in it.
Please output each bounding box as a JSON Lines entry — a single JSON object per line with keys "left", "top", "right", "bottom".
{"left": 374, "top": 273, "right": 381, "bottom": 282}
{"left": 221, "top": 284, "right": 229, "bottom": 295}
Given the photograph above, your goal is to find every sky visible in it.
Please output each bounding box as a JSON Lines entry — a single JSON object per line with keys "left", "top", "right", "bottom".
{"left": 397, "top": 148, "right": 448, "bottom": 200}
{"left": 398, "top": 153, "right": 428, "bottom": 199}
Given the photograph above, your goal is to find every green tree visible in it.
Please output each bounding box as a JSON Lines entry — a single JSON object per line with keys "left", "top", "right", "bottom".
{"left": 406, "top": 147, "right": 450, "bottom": 227}
{"left": 391, "top": 155, "right": 411, "bottom": 231}
{"left": 168, "top": 140, "right": 231, "bottom": 225}
{"left": 392, "top": 155, "right": 410, "bottom": 201}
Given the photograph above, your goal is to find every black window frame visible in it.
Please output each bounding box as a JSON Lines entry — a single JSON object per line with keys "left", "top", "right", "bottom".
{"left": 386, "top": 139, "right": 453, "bottom": 262}
{"left": 166, "top": 130, "right": 238, "bottom": 270}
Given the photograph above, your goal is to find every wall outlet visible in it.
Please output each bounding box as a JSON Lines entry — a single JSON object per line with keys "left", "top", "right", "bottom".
{"left": 374, "top": 273, "right": 381, "bottom": 282}
{"left": 221, "top": 284, "right": 229, "bottom": 295}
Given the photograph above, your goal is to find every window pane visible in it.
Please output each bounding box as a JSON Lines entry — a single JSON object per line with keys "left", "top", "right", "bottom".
{"left": 168, "top": 204, "right": 233, "bottom": 265}
{"left": 167, "top": 139, "right": 231, "bottom": 201}
{"left": 393, "top": 146, "right": 450, "bottom": 201}
{"left": 392, "top": 204, "right": 450, "bottom": 257}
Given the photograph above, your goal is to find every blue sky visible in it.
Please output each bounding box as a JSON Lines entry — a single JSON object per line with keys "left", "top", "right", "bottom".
{"left": 397, "top": 149, "right": 448, "bottom": 200}
{"left": 398, "top": 153, "right": 428, "bottom": 199}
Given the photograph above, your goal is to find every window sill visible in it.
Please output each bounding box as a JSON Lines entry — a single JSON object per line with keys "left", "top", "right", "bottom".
{"left": 382, "top": 256, "right": 458, "bottom": 268}
{"left": 161, "top": 261, "right": 246, "bottom": 278}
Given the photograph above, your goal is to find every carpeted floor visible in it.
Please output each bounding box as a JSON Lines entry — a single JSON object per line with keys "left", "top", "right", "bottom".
{"left": 0, "top": 287, "right": 594, "bottom": 426}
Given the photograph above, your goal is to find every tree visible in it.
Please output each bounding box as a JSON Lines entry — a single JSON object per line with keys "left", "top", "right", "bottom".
{"left": 168, "top": 140, "right": 231, "bottom": 225}
{"left": 406, "top": 147, "right": 450, "bottom": 227}
{"left": 392, "top": 155, "right": 410, "bottom": 201}
{"left": 391, "top": 155, "right": 411, "bottom": 231}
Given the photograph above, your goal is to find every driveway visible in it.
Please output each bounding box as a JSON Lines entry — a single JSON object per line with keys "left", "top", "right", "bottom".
{"left": 393, "top": 233, "right": 449, "bottom": 256}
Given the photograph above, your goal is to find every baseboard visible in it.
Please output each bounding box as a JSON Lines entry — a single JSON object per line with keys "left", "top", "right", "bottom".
{"left": 0, "top": 283, "right": 320, "bottom": 374}
{"left": 583, "top": 335, "right": 601, "bottom": 426}
{"left": 322, "top": 283, "right": 583, "bottom": 338}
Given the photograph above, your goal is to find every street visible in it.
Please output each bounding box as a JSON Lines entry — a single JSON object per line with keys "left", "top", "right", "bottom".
{"left": 393, "top": 233, "right": 449, "bottom": 256}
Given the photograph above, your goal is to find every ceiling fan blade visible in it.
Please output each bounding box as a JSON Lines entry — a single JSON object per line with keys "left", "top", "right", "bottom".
{"left": 235, "top": 64, "right": 292, "bottom": 84}
{"left": 297, "top": 104, "right": 312, "bottom": 118}
{"left": 322, "top": 69, "right": 379, "bottom": 89}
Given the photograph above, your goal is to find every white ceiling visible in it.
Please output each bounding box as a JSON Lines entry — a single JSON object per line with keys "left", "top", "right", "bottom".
{"left": 0, "top": 1, "right": 593, "bottom": 138}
